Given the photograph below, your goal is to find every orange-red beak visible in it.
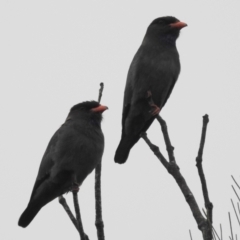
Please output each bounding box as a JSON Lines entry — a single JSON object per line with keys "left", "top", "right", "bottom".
{"left": 170, "top": 21, "right": 187, "bottom": 29}
{"left": 91, "top": 105, "right": 108, "bottom": 113}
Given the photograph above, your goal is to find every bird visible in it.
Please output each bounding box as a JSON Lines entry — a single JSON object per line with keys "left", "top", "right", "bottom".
{"left": 18, "top": 101, "right": 108, "bottom": 228}
{"left": 114, "top": 16, "right": 187, "bottom": 164}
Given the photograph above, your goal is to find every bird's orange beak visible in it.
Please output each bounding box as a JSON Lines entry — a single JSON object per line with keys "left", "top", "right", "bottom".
{"left": 170, "top": 21, "right": 187, "bottom": 29}
{"left": 91, "top": 105, "right": 108, "bottom": 113}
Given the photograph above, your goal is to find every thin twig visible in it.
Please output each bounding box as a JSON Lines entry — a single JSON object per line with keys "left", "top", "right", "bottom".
{"left": 232, "top": 176, "right": 240, "bottom": 190}
{"left": 231, "top": 199, "right": 240, "bottom": 226}
{"left": 229, "top": 212, "right": 234, "bottom": 240}
{"left": 95, "top": 162, "right": 105, "bottom": 240}
{"left": 73, "top": 191, "right": 88, "bottom": 240}
{"left": 98, "top": 82, "right": 104, "bottom": 103}
{"left": 238, "top": 203, "right": 240, "bottom": 216}
{"left": 142, "top": 131, "right": 211, "bottom": 240}
{"left": 95, "top": 82, "right": 105, "bottom": 240}
{"left": 59, "top": 196, "right": 79, "bottom": 231}
{"left": 140, "top": 132, "right": 169, "bottom": 168}
{"left": 232, "top": 186, "right": 240, "bottom": 202}
{"left": 156, "top": 115, "right": 176, "bottom": 163}
{"left": 189, "top": 230, "right": 193, "bottom": 240}
{"left": 212, "top": 226, "right": 220, "bottom": 240}
{"left": 146, "top": 91, "right": 175, "bottom": 163}
{"left": 196, "top": 115, "right": 213, "bottom": 225}
{"left": 220, "top": 224, "right": 222, "bottom": 240}
{"left": 213, "top": 230, "right": 217, "bottom": 240}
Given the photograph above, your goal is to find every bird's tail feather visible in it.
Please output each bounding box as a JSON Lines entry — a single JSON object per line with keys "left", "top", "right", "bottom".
{"left": 114, "top": 136, "right": 139, "bottom": 164}
{"left": 18, "top": 179, "right": 68, "bottom": 228}
{"left": 18, "top": 202, "right": 42, "bottom": 228}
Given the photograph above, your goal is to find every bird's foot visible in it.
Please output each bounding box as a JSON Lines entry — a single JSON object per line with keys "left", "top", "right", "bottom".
{"left": 150, "top": 104, "right": 160, "bottom": 116}
{"left": 146, "top": 90, "right": 160, "bottom": 115}
{"left": 71, "top": 182, "right": 80, "bottom": 193}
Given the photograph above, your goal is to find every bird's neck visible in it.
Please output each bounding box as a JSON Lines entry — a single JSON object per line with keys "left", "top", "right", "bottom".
{"left": 66, "top": 112, "right": 102, "bottom": 127}
{"left": 143, "top": 32, "right": 177, "bottom": 48}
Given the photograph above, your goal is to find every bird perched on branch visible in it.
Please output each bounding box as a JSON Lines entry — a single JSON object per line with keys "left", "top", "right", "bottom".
{"left": 115, "top": 16, "right": 187, "bottom": 164}
{"left": 18, "top": 101, "right": 108, "bottom": 228}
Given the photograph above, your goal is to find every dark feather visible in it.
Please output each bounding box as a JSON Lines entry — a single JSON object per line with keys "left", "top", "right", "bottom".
{"left": 115, "top": 16, "right": 186, "bottom": 164}
{"left": 18, "top": 101, "right": 106, "bottom": 227}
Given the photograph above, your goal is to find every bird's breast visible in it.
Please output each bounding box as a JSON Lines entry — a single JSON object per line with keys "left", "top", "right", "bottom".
{"left": 53, "top": 122, "right": 104, "bottom": 185}
{"left": 133, "top": 50, "right": 180, "bottom": 97}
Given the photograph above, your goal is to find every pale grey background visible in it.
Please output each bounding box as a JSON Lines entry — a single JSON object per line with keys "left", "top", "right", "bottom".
{"left": 1, "top": 1, "right": 240, "bottom": 239}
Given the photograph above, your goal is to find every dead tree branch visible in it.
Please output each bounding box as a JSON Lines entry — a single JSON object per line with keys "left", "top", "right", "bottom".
{"left": 142, "top": 92, "right": 212, "bottom": 240}
{"left": 59, "top": 196, "right": 79, "bottom": 231}
{"left": 73, "top": 191, "right": 89, "bottom": 240}
{"left": 229, "top": 212, "right": 234, "bottom": 240}
{"left": 196, "top": 115, "right": 213, "bottom": 223}
{"left": 146, "top": 92, "right": 175, "bottom": 163}
{"left": 95, "top": 82, "right": 105, "bottom": 240}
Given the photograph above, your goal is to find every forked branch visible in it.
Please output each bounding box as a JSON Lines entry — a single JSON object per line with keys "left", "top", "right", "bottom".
{"left": 196, "top": 115, "right": 213, "bottom": 224}
{"left": 142, "top": 92, "right": 212, "bottom": 240}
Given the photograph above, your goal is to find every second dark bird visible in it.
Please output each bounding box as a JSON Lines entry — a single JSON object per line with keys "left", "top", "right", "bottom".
{"left": 114, "top": 16, "right": 187, "bottom": 164}
{"left": 18, "top": 101, "right": 108, "bottom": 228}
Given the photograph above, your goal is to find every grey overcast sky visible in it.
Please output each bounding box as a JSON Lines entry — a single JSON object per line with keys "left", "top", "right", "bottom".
{"left": 1, "top": 1, "right": 240, "bottom": 239}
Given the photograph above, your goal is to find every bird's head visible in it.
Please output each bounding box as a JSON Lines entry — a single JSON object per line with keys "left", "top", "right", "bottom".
{"left": 68, "top": 101, "right": 108, "bottom": 123}
{"left": 146, "top": 16, "right": 187, "bottom": 44}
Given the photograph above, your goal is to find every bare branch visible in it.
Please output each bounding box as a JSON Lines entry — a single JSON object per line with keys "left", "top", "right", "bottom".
{"left": 59, "top": 189, "right": 88, "bottom": 240}
{"left": 189, "top": 230, "right": 193, "bottom": 240}
{"left": 231, "top": 176, "right": 240, "bottom": 190}
{"left": 146, "top": 91, "right": 175, "bottom": 163}
{"left": 73, "top": 191, "right": 89, "bottom": 240}
{"left": 220, "top": 224, "right": 223, "bottom": 240}
{"left": 232, "top": 186, "right": 240, "bottom": 202}
{"left": 231, "top": 199, "right": 240, "bottom": 226}
{"left": 213, "top": 231, "right": 217, "bottom": 240}
{"left": 141, "top": 126, "right": 212, "bottom": 239}
{"left": 196, "top": 115, "right": 213, "bottom": 224}
{"left": 95, "top": 162, "right": 105, "bottom": 240}
{"left": 229, "top": 212, "right": 234, "bottom": 240}
{"left": 59, "top": 196, "right": 79, "bottom": 231}
{"left": 143, "top": 95, "right": 213, "bottom": 239}
{"left": 140, "top": 132, "right": 168, "bottom": 168}
{"left": 95, "top": 82, "right": 105, "bottom": 240}
{"left": 156, "top": 115, "right": 176, "bottom": 163}
{"left": 212, "top": 227, "right": 221, "bottom": 240}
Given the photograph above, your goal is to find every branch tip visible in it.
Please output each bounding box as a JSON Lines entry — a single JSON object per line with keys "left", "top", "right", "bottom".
{"left": 98, "top": 82, "right": 104, "bottom": 103}
{"left": 203, "top": 114, "right": 209, "bottom": 123}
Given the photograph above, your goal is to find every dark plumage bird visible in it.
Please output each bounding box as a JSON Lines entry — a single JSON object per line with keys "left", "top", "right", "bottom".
{"left": 115, "top": 16, "right": 187, "bottom": 164}
{"left": 18, "top": 101, "right": 108, "bottom": 228}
